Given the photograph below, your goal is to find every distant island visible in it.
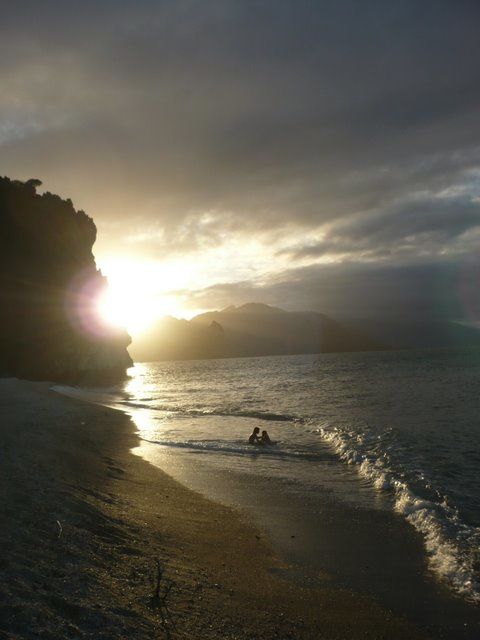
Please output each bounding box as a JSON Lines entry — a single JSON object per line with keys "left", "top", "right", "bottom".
{"left": 130, "top": 302, "right": 383, "bottom": 362}
{"left": 0, "top": 177, "right": 132, "bottom": 382}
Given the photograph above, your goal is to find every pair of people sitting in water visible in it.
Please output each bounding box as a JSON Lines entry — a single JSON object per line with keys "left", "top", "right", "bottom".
{"left": 248, "top": 427, "right": 272, "bottom": 446}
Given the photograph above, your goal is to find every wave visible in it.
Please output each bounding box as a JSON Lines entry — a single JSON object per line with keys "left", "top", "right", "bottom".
{"left": 118, "top": 399, "right": 158, "bottom": 409}
{"left": 53, "top": 385, "right": 301, "bottom": 425}
{"left": 204, "top": 408, "right": 299, "bottom": 422}
{"left": 142, "top": 437, "right": 331, "bottom": 462}
{"left": 315, "top": 423, "right": 480, "bottom": 603}
{"left": 117, "top": 399, "right": 300, "bottom": 423}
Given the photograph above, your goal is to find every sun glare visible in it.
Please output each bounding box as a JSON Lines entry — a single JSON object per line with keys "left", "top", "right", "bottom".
{"left": 97, "top": 285, "right": 191, "bottom": 335}
{"left": 95, "top": 258, "right": 195, "bottom": 335}
{"left": 97, "top": 287, "right": 157, "bottom": 334}
{"left": 97, "top": 258, "right": 202, "bottom": 337}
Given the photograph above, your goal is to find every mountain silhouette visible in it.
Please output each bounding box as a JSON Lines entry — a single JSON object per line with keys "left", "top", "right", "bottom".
{"left": 130, "top": 304, "right": 381, "bottom": 362}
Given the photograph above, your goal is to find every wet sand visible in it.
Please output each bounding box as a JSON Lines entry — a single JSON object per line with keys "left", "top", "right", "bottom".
{"left": 141, "top": 444, "right": 480, "bottom": 639}
{"left": 0, "top": 378, "right": 427, "bottom": 639}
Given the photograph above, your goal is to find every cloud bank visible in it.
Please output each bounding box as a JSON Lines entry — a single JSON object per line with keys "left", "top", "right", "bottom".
{"left": 1, "top": 1, "right": 480, "bottom": 321}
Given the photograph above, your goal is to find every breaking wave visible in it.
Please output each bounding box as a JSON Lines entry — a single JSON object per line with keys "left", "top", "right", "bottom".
{"left": 315, "top": 423, "right": 480, "bottom": 603}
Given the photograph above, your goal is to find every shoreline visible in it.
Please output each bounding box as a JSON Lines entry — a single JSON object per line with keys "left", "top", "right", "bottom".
{"left": 1, "top": 378, "right": 426, "bottom": 639}
{"left": 137, "top": 441, "right": 480, "bottom": 640}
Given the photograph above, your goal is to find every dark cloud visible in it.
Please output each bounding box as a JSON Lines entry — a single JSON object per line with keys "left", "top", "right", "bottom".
{"left": 1, "top": 1, "right": 480, "bottom": 314}
{"left": 280, "top": 195, "right": 480, "bottom": 262}
{"left": 183, "top": 257, "right": 476, "bottom": 323}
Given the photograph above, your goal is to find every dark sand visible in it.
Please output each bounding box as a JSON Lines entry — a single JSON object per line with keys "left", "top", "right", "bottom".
{"left": 0, "top": 379, "right": 427, "bottom": 639}
{"left": 144, "top": 445, "right": 480, "bottom": 639}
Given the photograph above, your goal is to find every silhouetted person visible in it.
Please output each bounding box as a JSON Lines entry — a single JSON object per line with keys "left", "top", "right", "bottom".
{"left": 261, "top": 430, "right": 272, "bottom": 444}
{"left": 248, "top": 427, "right": 261, "bottom": 445}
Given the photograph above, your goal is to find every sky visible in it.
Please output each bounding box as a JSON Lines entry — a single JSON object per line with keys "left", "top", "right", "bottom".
{"left": 2, "top": 1, "right": 480, "bottom": 328}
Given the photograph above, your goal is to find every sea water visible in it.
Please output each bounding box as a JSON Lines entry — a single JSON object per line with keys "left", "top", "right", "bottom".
{"left": 56, "top": 348, "right": 480, "bottom": 608}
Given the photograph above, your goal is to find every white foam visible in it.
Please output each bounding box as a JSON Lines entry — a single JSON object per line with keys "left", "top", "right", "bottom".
{"left": 316, "top": 424, "right": 480, "bottom": 603}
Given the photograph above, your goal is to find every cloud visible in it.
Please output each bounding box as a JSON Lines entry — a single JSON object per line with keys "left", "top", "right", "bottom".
{"left": 1, "top": 1, "right": 480, "bottom": 316}
{"left": 280, "top": 194, "right": 480, "bottom": 263}
{"left": 181, "top": 257, "right": 476, "bottom": 323}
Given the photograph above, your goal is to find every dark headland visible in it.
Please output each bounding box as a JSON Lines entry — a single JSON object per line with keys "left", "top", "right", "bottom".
{"left": 0, "top": 176, "right": 131, "bottom": 383}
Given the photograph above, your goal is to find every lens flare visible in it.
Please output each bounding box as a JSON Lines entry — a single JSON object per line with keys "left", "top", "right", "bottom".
{"left": 64, "top": 269, "right": 116, "bottom": 339}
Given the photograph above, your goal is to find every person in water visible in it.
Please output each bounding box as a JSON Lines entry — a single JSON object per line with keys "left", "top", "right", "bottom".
{"left": 261, "top": 430, "right": 272, "bottom": 444}
{"left": 248, "top": 427, "right": 262, "bottom": 445}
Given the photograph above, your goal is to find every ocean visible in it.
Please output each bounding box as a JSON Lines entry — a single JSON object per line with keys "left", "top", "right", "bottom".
{"left": 56, "top": 348, "right": 480, "bottom": 635}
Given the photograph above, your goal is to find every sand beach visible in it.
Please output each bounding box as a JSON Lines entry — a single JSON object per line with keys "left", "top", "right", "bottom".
{"left": 0, "top": 377, "right": 429, "bottom": 639}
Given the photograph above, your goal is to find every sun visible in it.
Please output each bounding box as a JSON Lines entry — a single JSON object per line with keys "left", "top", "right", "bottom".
{"left": 95, "top": 280, "right": 191, "bottom": 336}
{"left": 97, "top": 286, "right": 158, "bottom": 335}
{"left": 94, "top": 257, "right": 198, "bottom": 335}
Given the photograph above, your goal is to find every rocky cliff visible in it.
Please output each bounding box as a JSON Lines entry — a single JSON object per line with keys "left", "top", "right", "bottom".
{"left": 0, "top": 177, "right": 132, "bottom": 382}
